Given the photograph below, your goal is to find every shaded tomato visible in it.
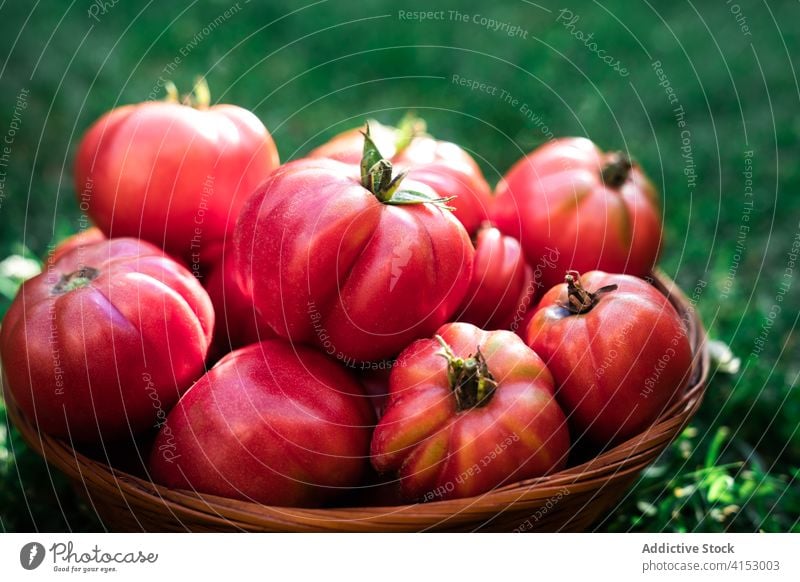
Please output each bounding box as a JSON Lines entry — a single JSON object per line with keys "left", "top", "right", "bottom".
{"left": 203, "top": 244, "right": 274, "bottom": 360}
{"left": 236, "top": 131, "right": 474, "bottom": 362}
{"left": 310, "top": 116, "right": 492, "bottom": 234}
{"left": 371, "top": 322, "right": 570, "bottom": 502}
{"left": 149, "top": 341, "right": 374, "bottom": 507}
{"left": 526, "top": 271, "right": 693, "bottom": 446}
{"left": 74, "top": 80, "right": 280, "bottom": 263}
{"left": 454, "top": 224, "right": 534, "bottom": 331}
{"left": 0, "top": 238, "right": 214, "bottom": 442}
{"left": 492, "top": 137, "right": 662, "bottom": 290}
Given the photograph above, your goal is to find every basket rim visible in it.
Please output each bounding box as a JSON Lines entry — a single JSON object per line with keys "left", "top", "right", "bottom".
{"left": 3, "top": 269, "right": 709, "bottom": 528}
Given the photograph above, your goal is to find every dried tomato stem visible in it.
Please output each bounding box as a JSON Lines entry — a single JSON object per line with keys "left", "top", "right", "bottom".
{"left": 561, "top": 270, "right": 618, "bottom": 315}
{"left": 601, "top": 152, "right": 632, "bottom": 189}
{"left": 435, "top": 335, "right": 497, "bottom": 411}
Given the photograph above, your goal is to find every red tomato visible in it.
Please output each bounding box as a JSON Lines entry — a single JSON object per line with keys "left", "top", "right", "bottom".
{"left": 236, "top": 131, "right": 474, "bottom": 362}
{"left": 48, "top": 227, "right": 106, "bottom": 265}
{"left": 203, "top": 244, "right": 274, "bottom": 359}
{"left": 492, "top": 138, "right": 662, "bottom": 290}
{"left": 454, "top": 225, "right": 534, "bottom": 331}
{"left": 0, "top": 238, "right": 214, "bottom": 442}
{"left": 149, "top": 341, "right": 374, "bottom": 507}
{"left": 526, "top": 271, "right": 693, "bottom": 446}
{"left": 371, "top": 322, "right": 570, "bottom": 502}
{"left": 74, "top": 81, "right": 280, "bottom": 263}
{"left": 310, "top": 117, "right": 492, "bottom": 234}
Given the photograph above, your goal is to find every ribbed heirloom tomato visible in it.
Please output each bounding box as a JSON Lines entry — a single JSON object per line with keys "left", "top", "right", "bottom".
{"left": 0, "top": 238, "right": 214, "bottom": 442}
{"left": 526, "top": 271, "right": 693, "bottom": 446}
{"left": 236, "top": 129, "right": 474, "bottom": 362}
{"left": 149, "top": 341, "right": 374, "bottom": 507}
{"left": 455, "top": 224, "right": 534, "bottom": 331}
{"left": 371, "top": 322, "right": 570, "bottom": 502}
{"left": 74, "top": 80, "right": 280, "bottom": 264}
{"left": 310, "top": 116, "right": 493, "bottom": 234}
{"left": 492, "top": 137, "right": 662, "bottom": 290}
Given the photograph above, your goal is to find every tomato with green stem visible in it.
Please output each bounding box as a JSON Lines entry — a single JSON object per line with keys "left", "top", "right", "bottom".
{"left": 310, "top": 115, "right": 492, "bottom": 235}
{"left": 236, "top": 127, "right": 474, "bottom": 363}
{"left": 75, "top": 79, "right": 280, "bottom": 264}
{"left": 371, "top": 322, "right": 570, "bottom": 502}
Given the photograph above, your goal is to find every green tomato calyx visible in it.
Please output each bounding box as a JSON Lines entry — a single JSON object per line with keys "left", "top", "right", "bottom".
{"left": 435, "top": 335, "right": 498, "bottom": 411}
{"left": 360, "top": 124, "right": 454, "bottom": 210}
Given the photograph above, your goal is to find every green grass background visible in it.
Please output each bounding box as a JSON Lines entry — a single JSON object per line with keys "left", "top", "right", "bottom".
{"left": 0, "top": 0, "right": 798, "bottom": 531}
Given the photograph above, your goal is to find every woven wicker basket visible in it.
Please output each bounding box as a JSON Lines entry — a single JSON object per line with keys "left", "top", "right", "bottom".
{"left": 4, "top": 271, "right": 708, "bottom": 532}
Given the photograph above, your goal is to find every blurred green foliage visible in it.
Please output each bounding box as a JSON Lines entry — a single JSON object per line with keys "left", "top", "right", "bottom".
{"left": 0, "top": 0, "right": 797, "bottom": 531}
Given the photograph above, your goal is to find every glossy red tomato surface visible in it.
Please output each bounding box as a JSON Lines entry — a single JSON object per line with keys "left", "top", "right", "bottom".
{"left": 371, "top": 322, "right": 570, "bottom": 502}
{"left": 455, "top": 225, "right": 534, "bottom": 331}
{"left": 149, "top": 341, "right": 374, "bottom": 507}
{"left": 74, "top": 87, "right": 279, "bottom": 263}
{"left": 310, "top": 118, "right": 492, "bottom": 234}
{"left": 492, "top": 137, "right": 662, "bottom": 290}
{"left": 0, "top": 238, "right": 214, "bottom": 442}
{"left": 236, "top": 136, "right": 474, "bottom": 363}
{"left": 526, "top": 271, "right": 693, "bottom": 446}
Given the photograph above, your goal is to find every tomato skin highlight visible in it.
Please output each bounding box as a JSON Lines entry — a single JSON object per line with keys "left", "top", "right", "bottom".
{"left": 74, "top": 100, "right": 279, "bottom": 262}
{"left": 310, "top": 120, "right": 493, "bottom": 235}
{"left": 455, "top": 225, "right": 534, "bottom": 331}
{"left": 492, "top": 137, "right": 662, "bottom": 290}
{"left": 371, "top": 322, "right": 570, "bottom": 502}
{"left": 526, "top": 271, "right": 693, "bottom": 446}
{"left": 149, "top": 341, "right": 374, "bottom": 507}
{"left": 0, "top": 238, "right": 214, "bottom": 442}
{"left": 235, "top": 158, "right": 475, "bottom": 363}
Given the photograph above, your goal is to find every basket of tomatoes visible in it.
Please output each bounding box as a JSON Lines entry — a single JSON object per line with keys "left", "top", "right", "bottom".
{"left": 1, "top": 85, "right": 708, "bottom": 532}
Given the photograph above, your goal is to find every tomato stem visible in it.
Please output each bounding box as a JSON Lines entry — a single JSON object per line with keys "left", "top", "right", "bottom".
{"left": 359, "top": 124, "right": 455, "bottom": 210}
{"left": 162, "top": 78, "right": 211, "bottom": 109}
{"left": 52, "top": 266, "right": 100, "bottom": 294}
{"left": 560, "top": 270, "right": 618, "bottom": 315}
{"left": 601, "top": 152, "right": 633, "bottom": 189}
{"left": 435, "top": 335, "right": 497, "bottom": 411}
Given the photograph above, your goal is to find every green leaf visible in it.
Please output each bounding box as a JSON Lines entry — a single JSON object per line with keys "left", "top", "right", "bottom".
{"left": 360, "top": 124, "right": 384, "bottom": 188}
{"left": 707, "top": 474, "right": 734, "bottom": 503}
{"left": 387, "top": 189, "right": 455, "bottom": 210}
{"left": 636, "top": 501, "right": 657, "bottom": 516}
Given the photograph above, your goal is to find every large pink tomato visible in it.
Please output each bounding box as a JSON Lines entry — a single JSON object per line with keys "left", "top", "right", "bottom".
{"left": 310, "top": 117, "right": 492, "bottom": 234}
{"left": 74, "top": 81, "right": 280, "bottom": 263}
{"left": 371, "top": 322, "right": 570, "bottom": 502}
{"left": 149, "top": 341, "right": 374, "bottom": 507}
{"left": 526, "top": 271, "right": 693, "bottom": 446}
{"left": 492, "top": 138, "right": 662, "bottom": 290}
{"left": 454, "top": 225, "right": 534, "bottom": 331}
{"left": 236, "top": 131, "right": 474, "bottom": 363}
{"left": 0, "top": 238, "right": 214, "bottom": 442}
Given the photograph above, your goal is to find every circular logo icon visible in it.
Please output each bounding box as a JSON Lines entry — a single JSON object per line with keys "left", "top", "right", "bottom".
{"left": 19, "top": 542, "right": 46, "bottom": 570}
